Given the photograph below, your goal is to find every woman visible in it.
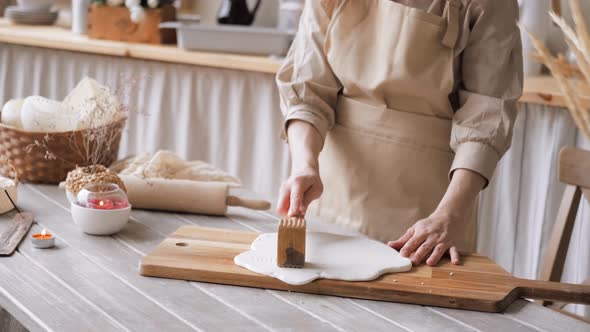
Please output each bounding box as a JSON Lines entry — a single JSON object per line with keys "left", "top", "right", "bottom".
{"left": 276, "top": 0, "right": 523, "bottom": 266}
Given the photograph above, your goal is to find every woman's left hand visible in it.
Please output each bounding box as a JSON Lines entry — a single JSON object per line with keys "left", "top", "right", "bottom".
{"left": 388, "top": 210, "right": 461, "bottom": 266}
{"left": 388, "top": 169, "right": 486, "bottom": 267}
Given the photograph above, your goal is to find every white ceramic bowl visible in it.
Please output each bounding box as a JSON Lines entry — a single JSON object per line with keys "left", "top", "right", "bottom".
{"left": 16, "top": 0, "right": 56, "bottom": 11}
{"left": 70, "top": 202, "right": 131, "bottom": 235}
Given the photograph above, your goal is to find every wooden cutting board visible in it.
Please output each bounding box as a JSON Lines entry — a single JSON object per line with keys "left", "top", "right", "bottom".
{"left": 140, "top": 226, "right": 590, "bottom": 312}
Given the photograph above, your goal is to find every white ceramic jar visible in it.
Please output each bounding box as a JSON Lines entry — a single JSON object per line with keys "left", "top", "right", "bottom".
{"left": 71, "top": 0, "right": 90, "bottom": 35}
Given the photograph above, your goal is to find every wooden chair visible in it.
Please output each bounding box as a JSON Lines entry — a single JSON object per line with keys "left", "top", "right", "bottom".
{"left": 537, "top": 147, "right": 590, "bottom": 322}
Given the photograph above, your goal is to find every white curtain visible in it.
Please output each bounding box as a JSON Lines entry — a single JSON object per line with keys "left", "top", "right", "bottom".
{"left": 1, "top": 43, "right": 588, "bottom": 317}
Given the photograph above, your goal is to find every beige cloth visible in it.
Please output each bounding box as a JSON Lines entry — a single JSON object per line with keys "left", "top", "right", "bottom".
{"left": 277, "top": 0, "right": 523, "bottom": 250}
{"left": 110, "top": 150, "right": 241, "bottom": 185}
{"left": 277, "top": 0, "right": 523, "bottom": 183}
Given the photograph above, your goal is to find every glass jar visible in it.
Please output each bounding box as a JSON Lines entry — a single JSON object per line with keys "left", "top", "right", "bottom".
{"left": 75, "top": 183, "right": 130, "bottom": 210}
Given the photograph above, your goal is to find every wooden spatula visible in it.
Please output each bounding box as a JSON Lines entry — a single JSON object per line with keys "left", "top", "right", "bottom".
{"left": 277, "top": 216, "right": 306, "bottom": 268}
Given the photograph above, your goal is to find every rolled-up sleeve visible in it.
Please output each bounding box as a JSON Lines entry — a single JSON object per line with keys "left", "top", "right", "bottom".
{"left": 450, "top": 0, "right": 523, "bottom": 185}
{"left": 276, "top": 0, "right": 343, "bottom": 142}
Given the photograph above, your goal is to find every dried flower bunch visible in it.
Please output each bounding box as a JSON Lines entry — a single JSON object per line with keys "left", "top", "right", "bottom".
{"left": 523, "top": 0, "right": 590, "bottom": 140}
{"left": 91, "top": 0, "right": 175, "bottom": 22}
{"left": 65, "top": 165, "right": 127, "bottom": 195}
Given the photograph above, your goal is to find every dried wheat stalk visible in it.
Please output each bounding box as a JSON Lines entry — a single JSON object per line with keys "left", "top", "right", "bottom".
{"left": 522, "top": 0, "right": 590, "bottom": 141}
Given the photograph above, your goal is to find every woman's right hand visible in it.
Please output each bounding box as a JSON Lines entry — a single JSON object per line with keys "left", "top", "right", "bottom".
{"left": 277, "top": 166, "right": 323, "bottom": 217}
{"left": 278, "top": 120, "right": 325, "bottom": 217}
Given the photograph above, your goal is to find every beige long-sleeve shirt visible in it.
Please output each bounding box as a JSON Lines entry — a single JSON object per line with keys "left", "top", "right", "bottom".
{"left": 277, "top": 0, "right": 523, "bottom": 182}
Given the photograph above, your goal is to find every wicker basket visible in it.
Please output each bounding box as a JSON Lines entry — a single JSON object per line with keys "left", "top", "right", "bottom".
{"left": 0, "top": 119, "right": 126, "bottom": 184}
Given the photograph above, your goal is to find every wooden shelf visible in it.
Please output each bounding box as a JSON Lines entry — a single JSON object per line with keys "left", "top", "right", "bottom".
{"left": 522, "top": 76, "right": 590, "bottom": 109}
{"left": 2, "top": 19, "right": 590, "bottom": 108}
{"left": 0, "top": 19, "right": 282, "bottom": 74}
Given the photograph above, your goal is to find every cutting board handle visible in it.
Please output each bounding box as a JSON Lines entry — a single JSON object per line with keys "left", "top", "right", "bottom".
{"left": 515, "top": 278, "right": 590, "bottom": 304}
{"left": 226, "top": 195, "right": 271, "bottom": 211}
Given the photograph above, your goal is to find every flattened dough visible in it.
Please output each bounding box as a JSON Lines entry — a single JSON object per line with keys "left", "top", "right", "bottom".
{"left": 234, "top": 232, "right": 412, "bottom": 285}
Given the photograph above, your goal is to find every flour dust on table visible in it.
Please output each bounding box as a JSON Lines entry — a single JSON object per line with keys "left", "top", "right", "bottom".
{"left": 234, "top": 232, "right": 412, "bottom": 285}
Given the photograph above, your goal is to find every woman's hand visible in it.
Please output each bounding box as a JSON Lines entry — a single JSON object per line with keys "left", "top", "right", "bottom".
{"left": 389, "top": 169, "right": 486, "bottom": 266}
{"left": 277, "top": 166, "right": 323, "bottom": 217}
{"left": 388, "top": 210, "right": 461, "bottom": 266}
{"left": 277, "top": 120, "right": 324, "bottom": 217}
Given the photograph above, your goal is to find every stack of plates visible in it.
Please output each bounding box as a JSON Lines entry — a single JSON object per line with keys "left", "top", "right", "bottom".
{"left": 5, "top": 6, "right": 58, "bottom": 25}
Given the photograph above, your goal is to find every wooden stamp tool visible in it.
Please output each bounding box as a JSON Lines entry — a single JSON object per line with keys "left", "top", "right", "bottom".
{"left": 277, "top": 216, "right": 306, "bottom": 268}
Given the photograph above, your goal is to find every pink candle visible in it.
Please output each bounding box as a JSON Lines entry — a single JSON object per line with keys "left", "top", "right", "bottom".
{"left": 86, "top": 198, "right": 129, "bottom": 210}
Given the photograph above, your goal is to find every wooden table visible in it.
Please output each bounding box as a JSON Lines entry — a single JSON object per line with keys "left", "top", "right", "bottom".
{"left": 0, "top": 185, "right": 587, "bottom": 332}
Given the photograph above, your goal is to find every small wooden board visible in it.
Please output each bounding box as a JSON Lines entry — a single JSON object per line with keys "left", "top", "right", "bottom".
{"left": 140, "top": 226, "right": 590, "bottom": 312}
{"left": 0, "top": 213, "right": 34, "bottom": 256}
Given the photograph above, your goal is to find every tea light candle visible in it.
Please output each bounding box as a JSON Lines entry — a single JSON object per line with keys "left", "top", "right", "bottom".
{"left": 31, "top": 229, "right": 55, "bottom": 249}
{"left": 86, "top": 197, "right": 129, "bottom": 210}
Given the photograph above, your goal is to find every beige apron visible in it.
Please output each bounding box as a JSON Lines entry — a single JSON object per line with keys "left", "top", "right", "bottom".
{"left": 308, "top": 0, "right": 476, "bottom": 252}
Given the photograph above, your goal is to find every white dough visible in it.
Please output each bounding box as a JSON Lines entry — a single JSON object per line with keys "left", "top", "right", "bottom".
{"left": 234, "top": 232, "right": 412, "bottom": 286}
{"left": 20, "top": 96, "right": 77, "bottom": 132}
{"left": 1, "top": 99, "right": 25, "bottom": 129}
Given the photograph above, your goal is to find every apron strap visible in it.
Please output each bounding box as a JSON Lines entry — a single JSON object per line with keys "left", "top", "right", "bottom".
{"left": 442, "top": 0, "right": 461, "bottom": 49}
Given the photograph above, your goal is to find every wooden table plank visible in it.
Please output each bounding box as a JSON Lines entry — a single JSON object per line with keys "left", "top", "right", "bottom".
{"left": 0, "top": 307, "right": 26, "bottom": 332}
{"left": 18, "top": 224, "right": 197, "bottom": 331}
{"left": 19, "top": 185, "right": 265, "bottom": 331}
{"left": 286, "top": 293, "right": 469, "bottom": 332}
{"left": 348, "top": 299, "right": 488, "bottom": 332}
{"left": 503, "top": 300, "right": 590, "bottom": 332}
{"left": 267, "top": 293, "right": 410, "bottom": 332}
{"left": 432, "top": 305, "right": 540, "bottom": 332}
{"left": 29, "top": 185, "right": 340, "bottom": 332}
{"left": 0, "top": 251, "right": 125, "bottom": 332}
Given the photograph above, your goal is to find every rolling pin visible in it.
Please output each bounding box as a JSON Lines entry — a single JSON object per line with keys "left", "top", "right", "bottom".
{"left": 119, "top": 175, "right": 271, "bottom": 215}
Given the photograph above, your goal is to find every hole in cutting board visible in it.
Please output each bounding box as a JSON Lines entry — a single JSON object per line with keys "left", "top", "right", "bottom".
{"left": 176, "top": 242, "right": 188, "bottom": 247}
